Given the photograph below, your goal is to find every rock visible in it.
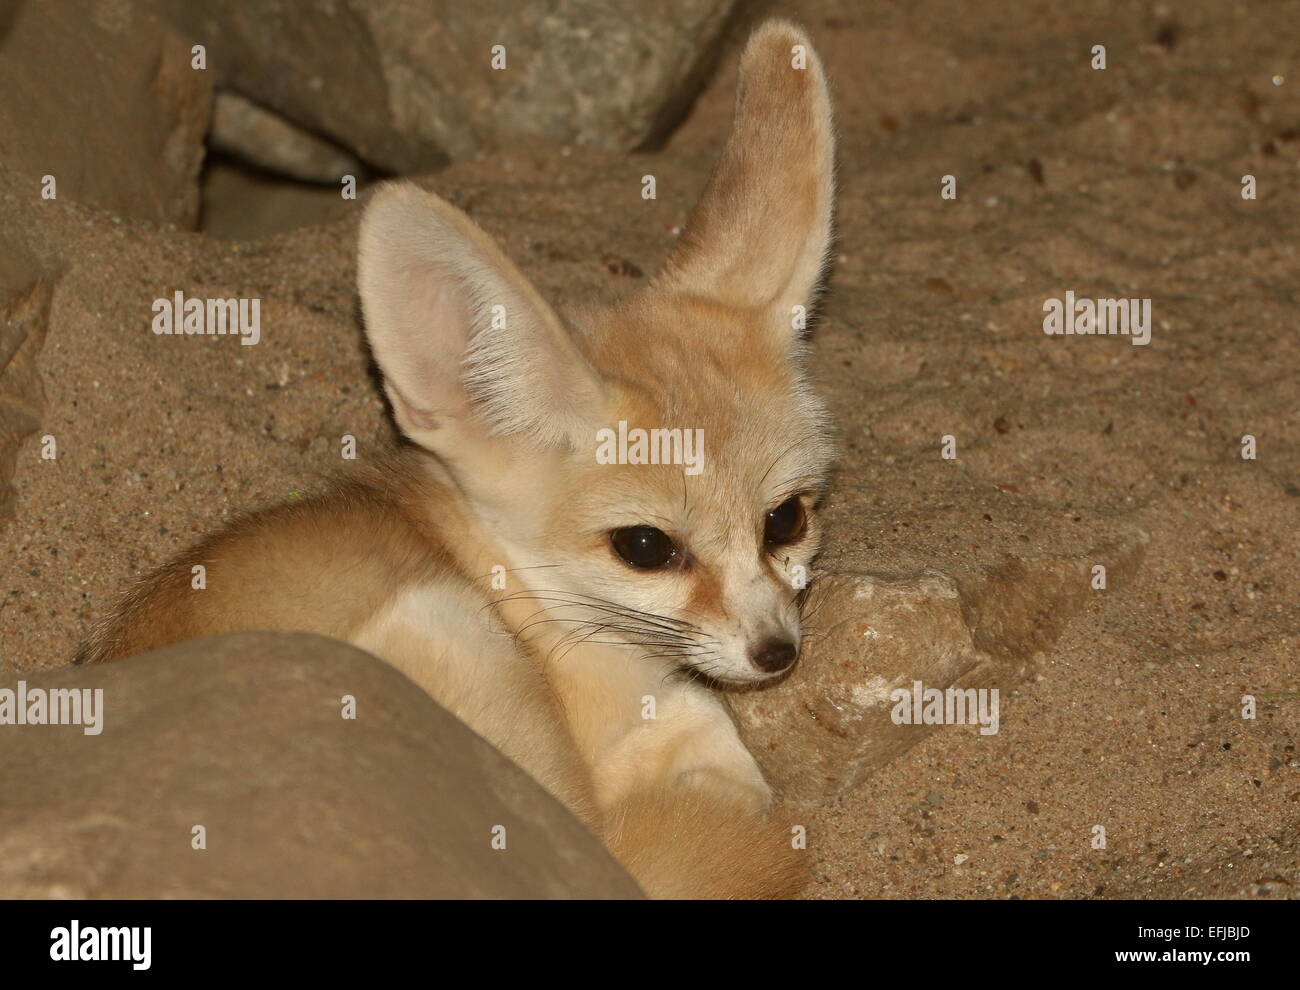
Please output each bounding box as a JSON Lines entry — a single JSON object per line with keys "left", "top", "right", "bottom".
{"left": 0, "top": 0, "right": 211, "bottom": 227}
{"left": 148, "top": 0, "right": 736, "bottom": 168}
{"left": 148, "top": 0, "right": 444, "bottom": 173}
{"left": 0, "top": 240, "right": 55, "bottom": 528}
{"left": 209, "top": 90, "right": 364, "bottom": 184}
{"left": 0, "top": 632, "right": 641, "bottom": 899}
{"left": 728, "top": 532, "right": 1149, "bottom": 803}
{"left": 353, "top": 0, "right": 740, "bottom": 157}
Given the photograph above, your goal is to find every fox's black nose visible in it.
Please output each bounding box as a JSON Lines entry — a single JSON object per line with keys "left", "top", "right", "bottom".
{"left": 750, "top": 638, "right": 797, "bottom": 673}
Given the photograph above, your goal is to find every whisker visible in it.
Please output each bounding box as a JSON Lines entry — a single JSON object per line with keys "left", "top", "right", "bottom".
{"left": 475, "top": 576, "right": 725, "bottom": 673}
{"left": 467, "top": 563, "right": 564, "bottom": 583}
{"left": 513, "top": 610, "right": 697, "bottom": 645}
{"left": 491, "top": 590, "right": 700, "bottom": 636}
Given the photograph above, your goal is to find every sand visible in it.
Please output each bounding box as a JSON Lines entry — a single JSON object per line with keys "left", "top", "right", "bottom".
{"left": 2, "top": 0, "right": 1296, "bottom": 898}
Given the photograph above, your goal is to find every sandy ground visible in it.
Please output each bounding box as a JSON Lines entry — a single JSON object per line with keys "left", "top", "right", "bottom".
{"left": 2, "top": 0, "right": 1297, "bottom": 898}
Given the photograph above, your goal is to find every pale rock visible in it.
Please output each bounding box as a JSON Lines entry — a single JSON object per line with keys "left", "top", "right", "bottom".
{"left": 0, "top": 632, "right": 642, "bottom": 899}
{"left": 728, "top": 532, "right": 1149, "bottom": 803}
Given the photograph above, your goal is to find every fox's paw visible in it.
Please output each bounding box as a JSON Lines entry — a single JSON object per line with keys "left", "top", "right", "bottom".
{"left": 602, "top": 788, "right": 808, "bottom": 899}
{"left": 674, "top": 766, "right": 771, "bottom": 817}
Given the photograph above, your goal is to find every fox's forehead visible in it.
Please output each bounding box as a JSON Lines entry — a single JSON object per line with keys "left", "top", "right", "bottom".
{"left": 574, "top": 293, "right": 789, "bottom": 393}
{"left": 561, "top": 295, "right": 832, "bottom": 533}
{"left": 575, "top": 293, "right": 826, "bottom": 433}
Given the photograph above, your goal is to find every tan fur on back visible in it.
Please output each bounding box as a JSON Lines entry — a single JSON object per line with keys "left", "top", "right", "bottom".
{"left": 79, "top": 455, "right": 448, "bottom": 664}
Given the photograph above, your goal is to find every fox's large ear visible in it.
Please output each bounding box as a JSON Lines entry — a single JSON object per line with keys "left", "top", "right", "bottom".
{"left": 656, "top": 20, "right": 835, "bottom": 328}
{"left": 358, "top": 182, "right": 605, "bottom": 449}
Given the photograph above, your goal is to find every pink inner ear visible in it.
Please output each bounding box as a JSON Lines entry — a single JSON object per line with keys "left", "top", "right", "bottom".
{"left": 383, "top": 271, "right": 476, "bottom": 427}
{"left": 361, "top": 183, "right": 607, "bottom": 448}
{"left": 389, "top": 387, "right": 442, "bottom": 431}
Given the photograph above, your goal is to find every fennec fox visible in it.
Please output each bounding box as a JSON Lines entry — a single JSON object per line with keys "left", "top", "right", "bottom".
{"left": 80, "top": 19, "right": 836, "bottom": 899}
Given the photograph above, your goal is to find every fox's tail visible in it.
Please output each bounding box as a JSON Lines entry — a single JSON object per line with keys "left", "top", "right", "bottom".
{"left": 601, "top": 789, "right": 808, "bottom": 899}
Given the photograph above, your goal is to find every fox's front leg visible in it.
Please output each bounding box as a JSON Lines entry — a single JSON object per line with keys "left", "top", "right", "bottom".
{"left": 600, "top": 684, "right": 805, "bottom": 899}
{"left": 548, "top": 652, "right": 805, "bottom": 898}
{"left": 551, "top": 650, "right": 768, "bottom": 813}
{"left": 610, "top": 681, "right": 772, "bottom": 815}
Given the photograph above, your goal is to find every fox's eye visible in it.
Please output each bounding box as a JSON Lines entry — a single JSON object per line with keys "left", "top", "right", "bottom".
{"left": 764, "top": 497, "right": 806, "bottom": 547}
{"left": 610, "top": 526, "right": 678, "bottom": 569}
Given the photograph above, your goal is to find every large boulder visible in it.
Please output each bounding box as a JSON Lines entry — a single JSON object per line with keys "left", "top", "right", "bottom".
{"left": 147, "top": 0, "right": 737, "bottom": 171}
{"left": 0, "top": 632, "right": 641, "bottom": 898}
{"left": 0, "top": 0, "right": 211, "bottom": 227}
{"left": 147, "top": 0, "right": 436, "bottom": 173}
{"left": 353, "top": 0, "right": 740, "bottom": 158}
